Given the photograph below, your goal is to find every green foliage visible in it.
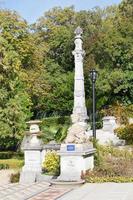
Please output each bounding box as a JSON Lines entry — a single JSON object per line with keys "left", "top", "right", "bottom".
{"left": 0, "top": 151, "right": 24, "bottom": 159}
{"left": 42, "top": 150, "right": 60, "bottom": 175}
{"left": 42, "top": 116, "right": 70, "bottom": 126}
{"left": 95, "top": 144, "right": 133, "bottom": 160}
{"left": 0, "top": 151, "right": 14, "bottom": 159}
{"left": 85, "top": 144, "right": 133, "bottom": 182}
{"left": 94, "top": 144, "right": 133, "bottom": 175}
{"left": 86, "top": 176, "right": 133, "bottom": 183}
{"left": 93, "top": 139, "right": 104, "bottom": 166}
{"left": 0, "top": 163, "right": 9, "bottom": 170}
{"left": 33, "top": 3, "right": 133, "bottom": 115}
{"left": 0, "top": 159, "right": 23, "bottom": 169}
{"left": 40, "top": 116, "right": 70, "bottom": 143}
{"left": 101, "top": 103, "right": 133, "bottom": 125}
{"left": 10, "top": 172, "right": 20, "bottom": 183}
{"left": 37, "top": 71, "right": 74, "bottom": 117}
{"left": 115, "top": 124, "right": 133, "bottom": 144}
{"left": 0, "top": 88, "right": 32, "bottom": 150}
{"left": 0, "top": 11, "right": 32, "bottom": 150}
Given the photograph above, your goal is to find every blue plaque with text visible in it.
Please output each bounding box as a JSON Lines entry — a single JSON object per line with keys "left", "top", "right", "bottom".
{"left": 67, "top": 145, "right": 75, "bottom": 151}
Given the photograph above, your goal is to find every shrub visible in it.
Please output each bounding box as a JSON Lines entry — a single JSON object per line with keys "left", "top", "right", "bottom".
{"left": 42, "top": 150, "right": 60, "bottom": 176}
{"left": 42, "top": 116, "right": 70, "bottom": 127}
{"left": 90, "top": 144, "right": 133, "bottom": 180}
{"left": 101, "top": 103, "right": 133, "bottom": 125}
{"left": 0, "top": 151, "right": 14, "bottom": 159}
{"left": 40, "top": 116, "right": 70, "bottom": 143}
{"left": 10, "top": 172, "right": 20, "bottom": 183}
{"left": 115, "top": 124, "right": 133, "bottom": 144}
{"left": 92, "top": 139, "right": 103, "bottom": 166}
{"left": 13, "top": 151, "right": 24, "bottom": 159}
{"left": 0, "top": 163, "right": 9, "bottom": 170}
{"left": 84, "top": 144, "right": 133, "bottom": 183}
{"left": 0, "top": 151, "right": 24, "bottom": 160}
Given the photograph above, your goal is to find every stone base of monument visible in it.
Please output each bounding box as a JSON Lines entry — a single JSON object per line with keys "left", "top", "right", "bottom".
{"left": 56, "top": 143, "right": 95, "bottom": 183}
{"left": 87, "top": 130, "right": 125, "bottom": 146}
{"left": 87, "top": 116, "right": 125, "bottom": 146}
{"left": 20, "top": 171, "right": 39, "bottom": 183}
{"left": 97, "top": 130, "right": 125, "bottom": 146}
{"left": 37, "top": 174, "right": 56, "bottom": 182}
{"left": 19, "top": 149, "right": 42, "bottom": 183}
{"left": 51, "top": 179, "right": 85, "bottom": 185}
{"left": 20, "top": 120, "right": 44, "bottom": 183}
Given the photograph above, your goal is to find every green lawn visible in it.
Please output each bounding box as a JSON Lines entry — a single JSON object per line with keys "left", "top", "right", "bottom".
{"left": 0, "top": 159, "right": 24, "bottom": 169}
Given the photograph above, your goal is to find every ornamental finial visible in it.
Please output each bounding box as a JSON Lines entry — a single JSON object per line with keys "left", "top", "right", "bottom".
{"left": 74, "top": 26, "right": 83, "bottom": 36}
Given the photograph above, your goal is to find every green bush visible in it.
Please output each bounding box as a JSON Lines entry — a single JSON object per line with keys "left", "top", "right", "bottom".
{"left": 13, "top": 152, "right": 24, "bottom": 159}
{"left": 42, "top": 116, "right": 70, "bottom": 127}
{"left": 40, "top": 116, "right": 70, "bottom": 143}
{"left": 0, "top": 163, "right": 9, "bottom": 170}
{"left": 42, "top": 150, "right": 60, "bottom": 176}
{"left": 10, "top": 172, "right": 20, "bottom": 183}
{"left": 115, "top": 124, "right": 133, "bottom": 144}
{"left": 0, "top": 151, "right": 14, "bottom": 159}
{"left": 90, "top": 144, "right": 133, "bottom": 180}
{"left": 0, "top": 151, "right": 24, "bottom": 160}
{"left": 90, "top": 121, "right": 103, "bottom": 130}
{"left": 84, "top": 144, "right": 133, "bottom": 183}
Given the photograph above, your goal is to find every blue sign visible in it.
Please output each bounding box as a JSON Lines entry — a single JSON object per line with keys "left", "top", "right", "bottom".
{"left": 67, "top": 145, "right": 75, "bottom": 151}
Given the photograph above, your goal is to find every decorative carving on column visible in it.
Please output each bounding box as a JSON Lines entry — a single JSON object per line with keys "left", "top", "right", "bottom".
{"left": 72, "top": 26, "right": 88, "bottom": 123}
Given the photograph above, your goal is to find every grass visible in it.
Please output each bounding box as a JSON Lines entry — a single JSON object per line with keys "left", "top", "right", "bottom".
{"left": 0, "top": 158, "right": 24, "bottom": 169}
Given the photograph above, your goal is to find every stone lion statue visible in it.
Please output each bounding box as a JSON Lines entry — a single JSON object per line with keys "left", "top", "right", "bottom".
{"left": 65, "top": 122, "right": 88, "bottom": 144}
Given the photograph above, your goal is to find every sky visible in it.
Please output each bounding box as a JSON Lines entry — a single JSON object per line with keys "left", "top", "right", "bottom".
{"left": 0, "top": 0, "right": 122, "bottom": 24}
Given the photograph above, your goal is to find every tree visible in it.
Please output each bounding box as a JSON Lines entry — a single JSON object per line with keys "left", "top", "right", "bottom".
{"left": 0, "top": 11, "right": 32, "bottom": 150}
{"left": 90, "top": 2, "right": 133, "bottom": 108}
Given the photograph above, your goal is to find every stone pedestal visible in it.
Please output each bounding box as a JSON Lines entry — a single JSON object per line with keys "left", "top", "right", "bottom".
{"left": 20, "top": 121, "right": 43, "bottom": 183}
{"left": 20, "top": 149, "right": 42, "bottom": 183}
{"left": 103, "top": 116, "right": 117, "bottom": 132}
{"left": 22, "top": 149, "right": 42, "bottom": 172}
{"left": 57, "top": 144, "right": 95, "bottom": 182}
{"left": 87, "top": 116, "right": 125, "bottom": 146}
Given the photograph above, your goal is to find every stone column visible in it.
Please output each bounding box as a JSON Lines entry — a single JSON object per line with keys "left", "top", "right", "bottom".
{"left": 72, "top": 27, "right": 88, "bottom": 122}
{"left": 65, "top": 27, "right": 89, "bottom": 144}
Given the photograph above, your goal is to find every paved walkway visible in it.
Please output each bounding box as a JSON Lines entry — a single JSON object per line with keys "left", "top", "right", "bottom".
{"left": 29, "top": 187, "right": 71, "bottom": 200}
{"left": 0, "top": 170, "right": 15, "bottom": 184}
{"left": 58, "top": 183, "right": 133, "bottom": 200}
{"left": 1, "top": 181, "right": 133, "bottom": 200}
{"left": 0, "top": 182, "right": 71, "bottom": 200}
